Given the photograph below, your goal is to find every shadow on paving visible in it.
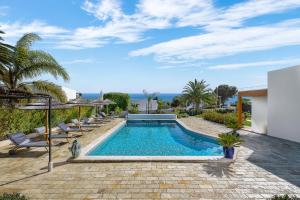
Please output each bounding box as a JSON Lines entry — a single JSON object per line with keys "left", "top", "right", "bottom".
{"left": 202, "top": 163, "right": 235, "bottom": 177}
{"left": 0, "top": 171, "right": 48, "bottom": 187}
{"left": 242, "top": 133, "right": 300, "bottom": 187}
{"left": 0, "top": 150, "right": 47, "bottom": 158}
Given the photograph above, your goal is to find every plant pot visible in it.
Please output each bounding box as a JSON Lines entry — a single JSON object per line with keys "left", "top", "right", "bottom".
{"left": 223, "top": 147, "right": 234, "bottom": 159}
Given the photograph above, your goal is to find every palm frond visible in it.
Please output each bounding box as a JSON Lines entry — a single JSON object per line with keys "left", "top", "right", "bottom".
{"left": 31, "top": 80, "right": 67, "bottom": 102}
{"left": 16, "top": 50, "right": 69, "bottom": 81}
{"left": 16, "top": 33, "right": 41, "bottom": 50}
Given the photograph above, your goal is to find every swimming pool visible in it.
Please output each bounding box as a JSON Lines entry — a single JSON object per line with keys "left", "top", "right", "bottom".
{"left": 86, "top": 120, "right": 223, "bottom": 157}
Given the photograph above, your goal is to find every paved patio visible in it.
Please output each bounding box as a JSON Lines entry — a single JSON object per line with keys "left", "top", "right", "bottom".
{"left": 0, "top": 117, "right": 299, "bottom": 199}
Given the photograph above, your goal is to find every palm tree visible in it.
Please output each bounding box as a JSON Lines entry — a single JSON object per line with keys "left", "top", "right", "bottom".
{"left": 143, "top": 89, "right": 159, "bottom": 114}
{"left": 0, "top": 30, "right": 14, "bottom": 79}
{"left": 182, "top": 79, "right": 211, "bottom": 113}
{"left": 0, "top": 33, "right": 69, "bottom": 102}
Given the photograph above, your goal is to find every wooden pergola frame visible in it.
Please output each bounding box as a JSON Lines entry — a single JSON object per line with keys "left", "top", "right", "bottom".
{"left": 237, "top": 89, "right": 268, "bottom": 126}
{"left": 0, "top": 90, "right": 54, "bottom": 172}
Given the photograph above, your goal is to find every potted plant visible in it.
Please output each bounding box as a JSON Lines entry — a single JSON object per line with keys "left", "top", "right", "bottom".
{"left": 217, "top": 132, "right": 243, "bottom": 159}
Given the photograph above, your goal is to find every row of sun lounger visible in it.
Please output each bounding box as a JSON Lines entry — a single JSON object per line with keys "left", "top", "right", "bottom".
{"left": 6, "top": 113, "right": 114, "bottom": 155}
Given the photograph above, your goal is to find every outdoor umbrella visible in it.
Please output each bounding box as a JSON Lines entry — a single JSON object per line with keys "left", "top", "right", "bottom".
{"left": 68, "top": 98, "right": 93, "bottom": 122}
{"left": 18, "top": 100, "right": 74, "bottom": 137}
{"left": 99, "top": 90, "right": 104, "bottom": 101}
{"left": 91, "top": 99, "right": 105, "bottom": 116}
{"left": 102, "top": 99, "right": 116, "bottom": 114}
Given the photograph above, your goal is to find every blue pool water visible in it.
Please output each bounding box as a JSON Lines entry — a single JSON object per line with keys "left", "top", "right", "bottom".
{"left": 87, "top": 120, "right": 223, "bottom": 156}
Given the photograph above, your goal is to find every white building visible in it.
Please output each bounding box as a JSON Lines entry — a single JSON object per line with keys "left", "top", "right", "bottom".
{"left": 132, "top": 100, "right": 158, "bottom": 113}
{"left": 268, "top": 66, "right": 300, "bottom": 143}
{"left": 238, "top": 65, "right": 300, "bottom": 143}
{"left": 61, "top": 86, "right": 78, "bottom": 101}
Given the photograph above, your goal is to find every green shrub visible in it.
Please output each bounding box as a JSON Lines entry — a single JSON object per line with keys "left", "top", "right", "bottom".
{"left": 114, "top": 106, "right": 122, "bottom": 116}
{"left": 270, "top": 194, "right": 299, "bottom": 200}
{"left": 0, "top": 193, "right": 28, "bottom": 200}
{"left": 217, "top": 133, "right": 243, "bottom": 148}
{"left": 224, "top": 114, "right": 240, "bottom": 129}
{"left": 202, "top": 111, "right": 240, "bottom": 129}
{"left": 202, "top": 111, "right": 225, "bottom": 124}
{"left": 0, "top": 106, "right": 95, "bottom": 140}
{"left": 178, "top": 113, "right": 189, "bottom": 118}
{"left": 129, "top": 104, "right": 139, "bottom": 114}
{"left": 103, "top": 93, "right": 130, "bottom": 112}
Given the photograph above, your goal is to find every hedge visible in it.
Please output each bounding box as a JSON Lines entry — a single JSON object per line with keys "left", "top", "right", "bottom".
{"left": 0, "top": 106, "right": 95, "bottom": 140}
{"left": 103, "top": 92, "right": 130, "bottom": 112}
{"left": 202, "top": 111, "right": 240, "bottom": 129}
{"left": 0, "top": 193, "right": 28, "bottom": 200}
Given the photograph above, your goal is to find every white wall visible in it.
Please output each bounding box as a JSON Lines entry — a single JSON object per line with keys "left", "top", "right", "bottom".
{"left": 251, "top": 96, "right": 268, "bottom": 134}
{"left": 268, "top": 65, "right": 300, "bottom": 143}
{"left": 133, "top": 100, "right": 158, "bottom": 112}
{"left": 62, "top": 86, "right": 77, "bottom": 101}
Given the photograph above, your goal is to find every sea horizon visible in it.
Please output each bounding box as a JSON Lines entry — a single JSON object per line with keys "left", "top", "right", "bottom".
{"left": 82, "top": 93, "right": 180, "bottom": 102}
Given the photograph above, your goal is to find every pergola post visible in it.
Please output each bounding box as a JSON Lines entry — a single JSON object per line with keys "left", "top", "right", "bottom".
{"left": 237, "top": 94, "right": 243, "bottom": 127}
{"left": 48, "top": 97, "right": 53, "bottom": 172}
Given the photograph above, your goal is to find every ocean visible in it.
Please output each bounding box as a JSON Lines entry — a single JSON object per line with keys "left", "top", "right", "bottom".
{"left": 82, "top": 93, "right": 180, "bottom": 102}
{"left": 81, "top": 93, "right": 239, "bottom": 104}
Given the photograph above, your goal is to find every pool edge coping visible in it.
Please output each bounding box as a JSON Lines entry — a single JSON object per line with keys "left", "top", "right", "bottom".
{"left": 72, "top": 119, "right": 237, "bottom": 163}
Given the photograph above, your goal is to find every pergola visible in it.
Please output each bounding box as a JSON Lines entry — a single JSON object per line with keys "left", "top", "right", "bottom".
{"left": 237, "top": 89, "right": 268, "bottom": 126}
{"left": 0, "top": 90, "right": 54, "bottom": 172}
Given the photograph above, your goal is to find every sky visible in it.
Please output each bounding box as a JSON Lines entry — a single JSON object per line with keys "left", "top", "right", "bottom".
{"left": 1, "top": 0, "right": 300, "bottom": 93}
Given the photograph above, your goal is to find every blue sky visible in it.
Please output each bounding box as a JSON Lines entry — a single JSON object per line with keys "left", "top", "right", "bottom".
{"left": 1, "top": 0, "right": 300, "bottom": 93}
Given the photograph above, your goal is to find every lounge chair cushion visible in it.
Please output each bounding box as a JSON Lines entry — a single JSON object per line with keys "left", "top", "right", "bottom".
{"left": 7, "top": 133, "right": 47, "bottom": 147}
{"left": 7, "top": 133, "right": 28, "bottom": 145}
{"left": 58, "top": 123, "right": 81, "bottom": 132}
{"left": 99, "top": 112, "right": 106, "bottom": 117}
{"left": 83, "top": 117, "right": 95, "bottom": 124}
{"left": 19, "top": 141, "right": 47, "bottom": 147}
{"left": 34, "top": 126, "right": 46, "bottom": 134}
{"left": 71, "top": 119, "right": 80, "bottom": 124}
{"left": 58, "top": 123, "right": 70, "bottom": 131}
{"left": 50, "top": 134, "right": 75, "bottom": 139}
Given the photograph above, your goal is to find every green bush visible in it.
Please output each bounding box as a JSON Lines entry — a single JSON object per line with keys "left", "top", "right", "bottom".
{"left": 103, "top": 93, "right": 130, "bottom": 112}
{"left": 0, "top": 106, "right": 95, "bottom": 140}
{"left": 114, "top": 106, "right": 122, "bottom": 116}
{"left": 224, "top": 114, "right": 240, "bottom": 129}
{"left": 217, "top": 133, "right": 243, "bottom": 148}
{"left": 202, "top": 111, "right": 240, "bottom": 129}
{"left": 270, "top": 194, "right": 299, "bottom": 200}
{"left": 178, "top": 113, "right": 189, "bottom": 118}
{"left": 129, "top": 103, "right": 139, "bottom": 114}
{"left": 0, "top": 193, "right": 28, "bottom": 200}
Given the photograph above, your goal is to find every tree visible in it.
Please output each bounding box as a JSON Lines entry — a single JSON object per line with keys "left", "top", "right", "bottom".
{"left": 171, "top": 95, "right": 186, "bottom": 108}
{"left": 0, "top": 33, "right": 69, "bottom": 102}
{"left": 0, "top": 30, "right": 14, "bottom": 79}
{"left": 143, "top": 90, "right": 159, "bottom": 114}
{"left": 182, "top": 79, "right": 211, "bottom": 113}
{"left": 157, "top": 99, "right": 164, "bottom": 113}
{"left": 214, "top": 85, "right": 238, "bottom": 106}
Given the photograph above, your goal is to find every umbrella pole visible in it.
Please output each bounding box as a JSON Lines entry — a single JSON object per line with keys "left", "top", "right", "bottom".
{"left": 78, "top": 106, "right": 81, "bottom": 121}
{"left": 106, "top": 105, "right": 108, "bottom": 115}
{"left": 48, "top": 97, "right": 53, "bottom": 172}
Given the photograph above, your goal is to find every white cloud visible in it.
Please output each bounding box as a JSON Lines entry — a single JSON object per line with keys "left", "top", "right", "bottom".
{"left": 0, "top": 20, "right": 69, "bottom": 44}
{"left": 2, "top": 0, "right": 300, "bottom": 53}
{"left": 81, "top": 0, "right": 123, "bottom": 21}
{"left": 130, "top": 19, "right": 300, "bottom": 63}
{"left": 61, "top": 58, "right": 94, "bottom": 65}
{"left": 178, "top": 0, "right": 300, "bottom": 29}
{"left": 208, "top": 58, "right": 300, "bottom": 70}
{"left": 129, "top": 0, "right": 300, "bottom": 64}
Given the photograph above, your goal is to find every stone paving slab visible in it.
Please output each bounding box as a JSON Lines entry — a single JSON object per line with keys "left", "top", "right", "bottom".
{"left": 0, "top": 117, "right": 300, "bottom": 199}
